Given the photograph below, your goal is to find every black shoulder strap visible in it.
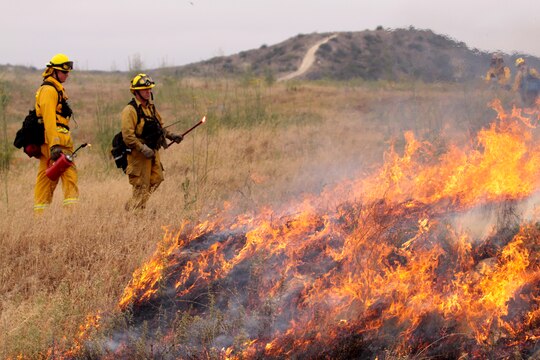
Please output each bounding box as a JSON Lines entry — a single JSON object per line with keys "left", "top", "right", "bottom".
{"left": 41, "top": 80, "right": 62, "bottom": 104}
{"left": 128, "top": 99, "right": 143, "bottom": 126}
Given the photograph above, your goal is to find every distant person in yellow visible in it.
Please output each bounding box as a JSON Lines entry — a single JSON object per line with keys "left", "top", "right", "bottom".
{"left": 513, "top": 57, "right": 540, "bottom": 108}
{"left": 121, "top": 74, "right": 184, "bottom": 211}
{"left": 34, "top": 54, "right": 77, "bottom": 212}
{"left": 485, "top": 53, "right": 511, "bottom": 88}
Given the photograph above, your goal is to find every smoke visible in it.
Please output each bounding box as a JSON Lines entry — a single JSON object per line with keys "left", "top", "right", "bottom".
{"left": 522, "top": 192, "right": 540, "bottom": 220}
{"left": 451, "top": 200, "right": 516, "bottom": 241}
{"left": 279, "top": 82, "right": 498, "bottom": 209}
{"left": 450, "top": 191, "right": 540, "bottom": 243}
{"left": 62, "top": 89, "right": 540, "bottom": 358}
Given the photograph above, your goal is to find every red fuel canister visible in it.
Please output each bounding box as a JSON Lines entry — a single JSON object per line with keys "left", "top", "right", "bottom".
{"left": 45, "top": 153, "right": 73, "bottom": 181}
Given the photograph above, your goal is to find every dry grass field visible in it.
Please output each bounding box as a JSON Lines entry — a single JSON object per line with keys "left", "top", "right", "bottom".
{"left": 0, "top": 68, "right": 510, "bottom": 357}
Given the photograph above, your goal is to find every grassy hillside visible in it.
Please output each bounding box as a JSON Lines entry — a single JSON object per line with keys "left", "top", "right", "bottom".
{"left": 157, "top": 27, "right": 540, "bottom": 83}
{"left": 0, "top": 68, "right": 516, "bottom": 357}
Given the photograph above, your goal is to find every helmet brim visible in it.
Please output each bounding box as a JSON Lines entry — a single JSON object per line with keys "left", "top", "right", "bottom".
{"left": 48, "top": 61, "right": 74, "bottom": 71}
{"left": 130, "top": 84, "right": 155, "bottom": 91}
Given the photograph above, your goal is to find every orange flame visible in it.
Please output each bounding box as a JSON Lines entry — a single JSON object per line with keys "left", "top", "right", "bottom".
{"left": 352, "top": 100, "right": 540, "bottom": 209}
{"left": 56, "top": 101, "right": 540, "bottom": 358}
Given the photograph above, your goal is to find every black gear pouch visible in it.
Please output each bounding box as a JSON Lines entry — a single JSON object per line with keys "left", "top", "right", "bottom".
{"left": 60, "top": 98, "right": 73, "bottom": 118}
{"left": 141, "top": 119, "right": 163, "bottom": 150}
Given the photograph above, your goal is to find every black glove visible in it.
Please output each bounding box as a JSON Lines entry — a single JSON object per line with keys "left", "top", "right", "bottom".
{"left": 50, "top": 145, "right": 63, "bottom": 161}
{"left": 168, "top": 133, "right": 183, "bottom": 144}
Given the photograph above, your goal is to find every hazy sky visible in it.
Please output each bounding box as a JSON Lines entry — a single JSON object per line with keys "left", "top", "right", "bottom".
{"left": 2, "top": 0, "right": 539, "bottom": 71}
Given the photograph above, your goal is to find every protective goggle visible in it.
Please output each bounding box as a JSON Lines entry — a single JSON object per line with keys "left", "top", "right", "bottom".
{"left": 49, "top": 61, "right": 74, "bottom": 71}
{"left": 134, "top": 75, "right": 154, "bottom": 87}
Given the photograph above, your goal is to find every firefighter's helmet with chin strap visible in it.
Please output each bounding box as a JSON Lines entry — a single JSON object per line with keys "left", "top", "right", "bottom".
{"left": 47, "top": 53, "right": 74, "bottom": 72}
{"left": 130, "top": 74, "right": 155, "bottom": 93}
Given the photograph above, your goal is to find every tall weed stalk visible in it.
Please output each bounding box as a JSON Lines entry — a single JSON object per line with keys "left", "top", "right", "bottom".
{"left": 0, "top": 80, "right": 12, "bottom": 208}
{"left": 94, "top": 94, "right": 120, "bottom": 169}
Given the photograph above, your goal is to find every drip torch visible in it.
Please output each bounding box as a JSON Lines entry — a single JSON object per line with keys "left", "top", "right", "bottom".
{"left": 180, "top": 115, "right": 207, "bottom": 137}
{"left": 46, "top": 143, "right": 90, "bottom": 181}
{"left": 165, "top": 115, "right": 206, "bottom": 147}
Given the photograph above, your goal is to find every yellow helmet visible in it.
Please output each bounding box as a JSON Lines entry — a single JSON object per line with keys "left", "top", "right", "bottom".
{"left": 130, "top": 73, "right": 155, "bottom": 91}
{"left": 47, "top": 53, "right": 73, "bottom": 71}
{"left": 515, "top": 57, "right": 526, "bottom": 67}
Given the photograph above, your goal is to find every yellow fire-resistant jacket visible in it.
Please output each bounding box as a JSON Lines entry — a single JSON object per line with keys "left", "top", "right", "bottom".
{"left": 35, "top": 77, "right": 73, "bottom": 150}
{"left": 485, "top": 65, "right": 511, "bottom": 85}
{"left": 513, "top": 66, "right": 540, "bottom": 92}
{"left": 121, "top": 98, "right": 170, "bottom": 151}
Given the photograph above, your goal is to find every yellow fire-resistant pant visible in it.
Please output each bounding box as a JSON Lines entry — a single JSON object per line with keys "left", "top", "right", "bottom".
{"left": 125, "top": 149, "right": 164, "bottom": 211}
{"left": 34, "top": 144, "right": 79, "bottom": 212}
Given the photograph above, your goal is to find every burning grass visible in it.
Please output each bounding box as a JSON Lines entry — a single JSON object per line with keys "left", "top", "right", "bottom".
{"left": 40, "top": 100, "right": 540, "bottom": 358}
{"left": 0, "top": 71, "right": 527, "bottom": 358}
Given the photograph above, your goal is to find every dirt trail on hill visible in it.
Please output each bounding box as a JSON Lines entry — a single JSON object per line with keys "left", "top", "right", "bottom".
{"left": 278, "top": 34, "right": 337, "bottom": 82}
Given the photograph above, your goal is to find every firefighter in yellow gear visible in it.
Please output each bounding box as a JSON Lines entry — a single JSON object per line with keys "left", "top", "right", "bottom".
{"left": 121, "top": 74, "right": 183, "bottom": 210}
{"left": 512, "top": 57, "right": 540, "bottom": 108}
{"left": 485, "top": 53, "right": 511, "bottom": 87}
{"left": 34, "top": 53, "right": 78, "bottom": 212}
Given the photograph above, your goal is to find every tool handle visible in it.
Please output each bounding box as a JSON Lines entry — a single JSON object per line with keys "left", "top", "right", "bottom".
{"left": 165, "top": 116, "right": 206, "bottom": 148}
{"left": 181, "top": 116, "right": 206, "bottom": 137}
{"left": 72, "top": 143, "right": 90, "bottom": 156}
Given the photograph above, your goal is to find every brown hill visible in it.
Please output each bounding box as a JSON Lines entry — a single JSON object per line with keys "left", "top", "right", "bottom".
{"left": 158, "top": 27, "right": 540, "bottom": 82}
